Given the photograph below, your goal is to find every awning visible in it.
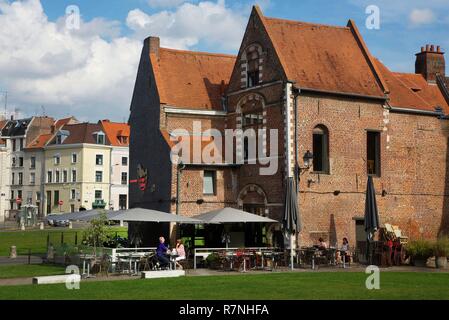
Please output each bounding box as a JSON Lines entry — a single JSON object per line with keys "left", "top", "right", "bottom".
{"left": 193, "top": 207, "right": 279, "bottom": 224}
{"left": 49, "top": 209, "right": 112, "bottom": 222}
{"left": 107, "top": 208, "right": 202, "bottom": 224}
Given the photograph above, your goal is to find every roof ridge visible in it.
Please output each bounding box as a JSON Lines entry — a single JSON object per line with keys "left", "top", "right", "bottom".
{"left": 264, "top": 16, "right": 349, "bottom": 30}
{"left": 347, "top": 20, "right": 389, "bottom": 95}
{"left": 253, "top": 6, "right": 290, "bottom": 81}
{"left": 159, "top": 47, "right": 236, "bottom": 59}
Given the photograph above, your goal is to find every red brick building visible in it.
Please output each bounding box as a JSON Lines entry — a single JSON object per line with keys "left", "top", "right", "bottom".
{"left": 129, "top": 6, "right": 449, "bottom": 248}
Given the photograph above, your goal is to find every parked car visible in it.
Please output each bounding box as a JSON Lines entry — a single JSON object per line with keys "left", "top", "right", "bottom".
{"left": 46, "top": 214, "right": 70, "bottom": 227}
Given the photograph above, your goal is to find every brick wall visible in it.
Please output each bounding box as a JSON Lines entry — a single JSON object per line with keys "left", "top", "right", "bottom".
{"left": 296, "top": 93, "right": 449, "bottom": 246}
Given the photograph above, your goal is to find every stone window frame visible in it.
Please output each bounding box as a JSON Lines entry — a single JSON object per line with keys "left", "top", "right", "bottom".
{"left": 236, "top": 93, "right": 268, "bottom": 163}
{"left": 240, "top": 43, "right": 265, "bottom": 89}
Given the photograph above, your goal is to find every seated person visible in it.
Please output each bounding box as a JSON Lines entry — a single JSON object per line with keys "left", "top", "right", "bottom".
{"left": 318, "top": 238, "right": 328, "bottom": 250}
{"left": 339, "top": 237, "right": 351, "bottom": 264}
{"left": 174, "top": 239, "right": 186, "bottom": 269}
{"left": 156, "top": 236, "right": 171, "bottom": 269}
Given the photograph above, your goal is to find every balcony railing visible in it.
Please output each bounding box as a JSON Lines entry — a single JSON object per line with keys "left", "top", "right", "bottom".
{"left": 92, "top": 200, "right": 107, "bottom": 209}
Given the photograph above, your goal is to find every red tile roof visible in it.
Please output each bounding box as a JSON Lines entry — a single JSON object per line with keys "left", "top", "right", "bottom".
{"left": 55, "top": 123, "right": 108, "bottom": 145}
{"left": 259, "top": 11, "right": 386, "bottom": 98}
{"left": 55, "top": 116, "right": 78, "bottom": 129}
{"left": 100, "top": 120, "right": 130, "bottom": 147}
{"left": 151, "top": 48, "right": 236, "bottom": 110}
{"left": 374, "top": 58, "right": 449, "bottom": 112}
{"left": 27, "top": 133, "right": 54, "bottom": 149}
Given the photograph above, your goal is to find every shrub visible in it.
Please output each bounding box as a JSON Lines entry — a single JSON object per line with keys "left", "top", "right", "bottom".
{"left": 407, "top": 240, "right": 433, "bottom": 260}
{"left": 206, "top": 253, "right": 221, "bottom": 269}
{"left": 433, "top": 237, "right": 449, "bottom": 257}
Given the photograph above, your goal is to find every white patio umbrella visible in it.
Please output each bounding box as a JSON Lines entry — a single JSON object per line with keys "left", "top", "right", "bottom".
{"left": 193, "top": 207, "right": 278, "bottom": 224}
{"left": 107, "top": 208, "right": 202, "bottom": 224}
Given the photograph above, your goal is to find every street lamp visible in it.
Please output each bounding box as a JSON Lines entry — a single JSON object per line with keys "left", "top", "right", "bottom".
{"left": 295, "top": 150, "right": 313, "bottom": 193}
{"left": 302, "top": 150, "right": 314, "bottom": 170}
{"left": 296, "top": 150, "right": 313, "bottom": 178}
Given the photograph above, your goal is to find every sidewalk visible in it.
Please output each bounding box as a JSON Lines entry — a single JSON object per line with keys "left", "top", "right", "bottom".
{"left": 0, "top": 256, "right": 44, "bottom": 265}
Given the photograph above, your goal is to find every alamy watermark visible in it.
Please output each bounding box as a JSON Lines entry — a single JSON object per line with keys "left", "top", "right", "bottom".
{"left": 65, "top": 265, "right": 81, "bottom": 290}
{"left": 65, "top": 5, "right": 80, "bottom": 30}
{"left": 170, "top": 121, "right": 279, "bottom": 176}
{"left": 366, "top": 5, "right": 380, "bottom": 30}
{"left": 365, "top": 265, "right": 380, "bottom": 290}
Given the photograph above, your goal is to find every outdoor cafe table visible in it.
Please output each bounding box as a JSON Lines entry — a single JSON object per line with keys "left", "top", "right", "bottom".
{"left": 81, "top": 254, "right": 97, "bottom": 278}
{"left": 116, "top": 252, "right": 148, "bottom": 275}
{"left": 296, "top": 248, "right": 322, "bottom": 270}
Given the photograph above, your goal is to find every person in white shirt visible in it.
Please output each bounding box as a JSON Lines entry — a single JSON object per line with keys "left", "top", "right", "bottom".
{"left": 318, "top": 238, "right": 328, "bottom": 250}
{"left": 174, "top": 239, "right": 186, "bottom": 269}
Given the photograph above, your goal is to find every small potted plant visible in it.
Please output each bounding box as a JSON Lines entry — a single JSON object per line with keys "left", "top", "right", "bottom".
{"left": 433, "top": 237, "right": 449, "bottom": 269}
{"left": 407, "top": 240, "right": 433, "bottom": 267}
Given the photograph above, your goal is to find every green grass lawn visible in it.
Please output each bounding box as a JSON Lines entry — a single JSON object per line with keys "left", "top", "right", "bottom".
{"left": 0, "top": 264, "right": 66, "bottom": 279}
{"left": 0, "top": 272, "right": 448, "bottom": 300}
{"left": 0, "top": 227, "right": 128, "bottom": 256}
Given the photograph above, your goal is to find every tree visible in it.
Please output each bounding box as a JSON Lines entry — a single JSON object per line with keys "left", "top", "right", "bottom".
{"left": 82, "top": 211, "right": 110, "bottom": 256}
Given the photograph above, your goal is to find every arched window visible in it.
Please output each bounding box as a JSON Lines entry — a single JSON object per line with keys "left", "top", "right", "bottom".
{"left": 313, "top": 125, "right": 329, "bottom": 173}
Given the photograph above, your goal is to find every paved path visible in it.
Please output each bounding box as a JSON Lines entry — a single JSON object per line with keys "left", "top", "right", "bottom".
{"left": 0, "top": 256, "right": 44, "bottom": 265}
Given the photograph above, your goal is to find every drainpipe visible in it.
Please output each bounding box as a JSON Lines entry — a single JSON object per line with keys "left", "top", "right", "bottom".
{"left": 292, "top": 86, "right": 301, "bottom": 193}
{"left": 176, "top": 162, "right": 186, "bottom": 216}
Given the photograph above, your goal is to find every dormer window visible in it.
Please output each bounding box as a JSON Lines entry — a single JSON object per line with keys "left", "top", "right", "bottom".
{"left": 55, "top": 130, "right": 69, "bottom": 145}
{"left": 118, "top": 135, "right": 128, "bottom": 144}
{"left": 93, "top": 131, "right": 106, "bottom": 145}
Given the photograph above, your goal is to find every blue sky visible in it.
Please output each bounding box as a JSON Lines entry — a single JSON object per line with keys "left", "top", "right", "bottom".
{"left": 39, "top": 0, "right": 449, "bottom": 73}
{"left": 1, "top": 0, "right": 448, "bottom": 121}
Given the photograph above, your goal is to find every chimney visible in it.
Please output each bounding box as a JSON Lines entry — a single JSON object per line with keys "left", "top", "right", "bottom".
{"left": 415, "top": 44, "right": 445, "bottom": 82}
{"left": 146, "top": 36, "right": 160, "bottom": 58}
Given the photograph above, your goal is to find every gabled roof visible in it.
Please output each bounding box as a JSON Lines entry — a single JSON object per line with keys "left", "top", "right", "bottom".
{"left": 48, "top": 123, "right": 110, "bottom": 146}
{"left": 55, "top": 116, "right": 78, "bottom": 129}
{"left": 255, "top": 7, "right": 386, "bottom": 98}
{"left": 26, "top": 117, "right": 80, "bottom": 149}
{"left": 27, "top": 133, "right": 54, "bottom": 149}
{"left": 374, "top": 58, "right": 449, "bottom": 112}
{"left": 151, "top": 48, "right": 236, "bottom": 110}
{"left": 100, "top": 120, "right": 130, "bottom": 147}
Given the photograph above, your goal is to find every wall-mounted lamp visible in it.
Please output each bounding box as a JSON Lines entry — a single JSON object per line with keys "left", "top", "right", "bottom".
{"left": 333, "top": 190, "right": 341, "bottom": 196}
{"left": 297, "top": 150, "right": 314, "bottom": 177}
{"left": 382, "top": 190, "right": 388, "bottom": 197}
{"left": 197, "top": 199, "right": 204, "bottom": 205}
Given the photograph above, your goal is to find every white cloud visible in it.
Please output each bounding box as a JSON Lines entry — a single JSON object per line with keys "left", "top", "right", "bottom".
{"left": 409, "top": 9, "right": 436, "bottom": 26}
{"left": 0, "top": 0, "right": 251, "bottom": 121}
{"left": 147, "top": 0, "right": 191, "bottom": 8}
{"left": 0, "top": 0, "right": 141, "bottom": 121}
{"left": 127, "top": 0, "right": 247, "bottom": 51}
{"left": 349, "top": 0, "right": 447, "bottom": 23}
